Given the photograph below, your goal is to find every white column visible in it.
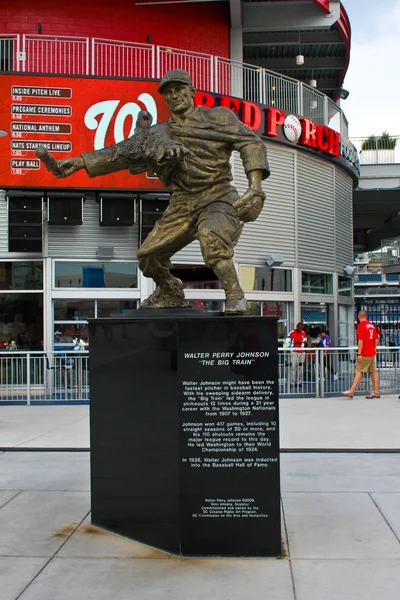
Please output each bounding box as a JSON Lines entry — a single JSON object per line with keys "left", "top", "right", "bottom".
{"left": 43, "top": 257, "right": 53, "bottom": 352}
{"left": 293, "top": 266, "right": 302, "bottom": 325}
{"left": 332, "top": 273, "right": 339, "bottom": 345}
{"left": 230, "top": 27, "right": 243, "bottom": 63}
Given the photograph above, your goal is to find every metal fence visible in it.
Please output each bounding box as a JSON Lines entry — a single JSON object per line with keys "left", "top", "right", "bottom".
{"left": 157, "top": 46, "right": 214, "bottom": 92}
{"left": 92, "top": 38, "right": 154, "bottom": 79}
{"left": 351, "top": 135, "right": 400, "bottom": 165}
{"left": 0, "top": 34, "right": 19, "bottom": 71}
{"left": 279, "top": 347, "right": 400, "bottom": 397}
{"left": 0, "top": 33, "right": 348, "bottom": 135}
{"left": 0, "top": 351, "right": 89, "bottom": 404}
{"left": 22, "top": 34, "right": 89, "bottom": 75}
{"left": 0, "top": 348, "right": 398, "bottom": 404}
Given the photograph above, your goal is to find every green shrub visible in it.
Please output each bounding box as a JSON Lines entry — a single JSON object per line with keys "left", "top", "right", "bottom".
{"left": 361, "top": 131, "right": 397, "bottom": 150}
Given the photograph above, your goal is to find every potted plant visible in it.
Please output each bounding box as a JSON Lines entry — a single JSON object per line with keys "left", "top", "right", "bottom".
{"left": 361, "top": 131, "right": 397, "bottom": 163}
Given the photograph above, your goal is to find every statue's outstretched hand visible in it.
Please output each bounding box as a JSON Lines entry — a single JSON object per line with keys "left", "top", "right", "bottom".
{"left": 36, "top": 146, "right": 84, "bottom": 178}
{"left": 233, "top": 188, "right": 266, "bottom": 223}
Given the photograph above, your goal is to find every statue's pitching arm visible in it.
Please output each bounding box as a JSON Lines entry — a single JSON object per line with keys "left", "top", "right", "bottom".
{"left": 36, "top": 110, "right": 198, "bottom": 181}
{"left": 36, "top": 146, "right": 86, "bottom": 178}
{"left": 35, "top": 110, "right": 153, "bottom": 179}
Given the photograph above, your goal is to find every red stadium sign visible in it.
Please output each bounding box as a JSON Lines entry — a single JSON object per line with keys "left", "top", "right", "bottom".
{"left": 0, "top": 74, "right": 170, "bottom": 190}
{"left": 0, "top": 73, "right": 358, "bottom": 189}
{"left": 197, "top": 92, "right": 340, "bottom": 157}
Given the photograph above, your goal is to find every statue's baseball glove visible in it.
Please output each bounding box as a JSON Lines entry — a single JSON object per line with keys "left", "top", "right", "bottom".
{"left": 233, "top": 189, "right": 266, "bottom": 223}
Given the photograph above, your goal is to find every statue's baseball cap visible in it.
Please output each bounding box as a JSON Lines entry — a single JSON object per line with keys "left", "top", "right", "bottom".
{"left": 158, "top": 69, "right": 193, "bottom": 93}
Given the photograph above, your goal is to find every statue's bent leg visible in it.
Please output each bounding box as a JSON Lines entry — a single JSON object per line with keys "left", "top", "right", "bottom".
{"left": 196, "top": 202, "right": 246, "bottom": 314}
{"left": 138, "top": 201, "right": 195, "bottom": 308}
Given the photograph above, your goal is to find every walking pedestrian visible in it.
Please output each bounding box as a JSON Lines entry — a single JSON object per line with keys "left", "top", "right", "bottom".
{"left": 340, "top": 310, "right": 380, "bottom": 399}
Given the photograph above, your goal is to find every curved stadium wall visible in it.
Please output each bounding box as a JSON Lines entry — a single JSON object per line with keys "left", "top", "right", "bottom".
{"left": 0, "top": 1, "right": 355, "bottom": 348}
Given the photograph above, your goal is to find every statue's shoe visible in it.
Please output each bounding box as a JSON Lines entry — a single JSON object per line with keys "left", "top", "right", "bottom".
{"left": 140, "top": 284, "right": 190, "bottom": 309}
{"left": 224, "top": 297, "right": 247, "bottom": 315}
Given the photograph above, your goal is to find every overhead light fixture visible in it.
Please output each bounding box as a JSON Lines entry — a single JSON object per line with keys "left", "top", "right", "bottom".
{"left": 344, "top": 265, "right": 356, "bottom": 276}
{"left": 337, "top": 88, "right": 350, "bottom": 100}
{"left": 296, "top": 34, "right": 304, "bottom": 65}
{"left": 309, "top": 67, "right": 316, "bottom": 88}
{"left": 265, "top": 254, "right": 285, "bottom": 267}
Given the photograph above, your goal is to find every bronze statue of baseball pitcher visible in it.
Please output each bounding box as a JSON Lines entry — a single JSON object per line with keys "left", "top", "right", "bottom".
{"left": 36, "top": 69, "right": 270, "bottom": 314}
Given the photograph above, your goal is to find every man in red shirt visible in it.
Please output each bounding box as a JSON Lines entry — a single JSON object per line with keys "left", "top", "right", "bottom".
{"left": 340, "top": 310, "right": 380, "bottom": 399}
{"left": 287, "top": 322, "right": 308, "bottom": 386}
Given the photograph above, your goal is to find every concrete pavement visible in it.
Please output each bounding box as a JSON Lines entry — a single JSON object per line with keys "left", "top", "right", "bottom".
{"left": 0, "top": 405, "right": 88, "bottom": 449}
{"left": 1, "top": 394, "right": 399, "bottom": 450}
{"left": 1, "top": 451, "right": 399, "bottom": 600}
{"left": 0, "top": 395, "right": 399, "bottom": 599}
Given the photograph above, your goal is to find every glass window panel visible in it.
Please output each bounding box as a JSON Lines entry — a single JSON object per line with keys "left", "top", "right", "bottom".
{"left": 301, "top": 303, "right": 328, "bottom": 331}
{"left": 338, "top": 304, "right": 353, "bottom": 346}
{"left": 262, "top": 301, "right": 292, "bottom": 340}
{"left": 189, "top": 300, "right": 223, "bottom": 312}
{"left": 0, "top": 293, "right": 43, "bottom": 349}
{"left": 338, "top": 275, "right": 353, "bottom": 296}
{"left": 97, "top": 300, "right": 138, "bottom": 318}
{"left": 240, "top": 266, "right": 292, "bottom": 292}
{"left": 54, "top": 300, "right": 95, "bottom": 320}
{"left": 53, "top": 323, "right": 89, "bottom": 347}
{"left": 0, "top": 261, "right": 43, "bottom": 290}
{"left": 54, "top": 262, "right": 138, "bottom": 288}
{"left": 246, "top": 301, "right": 293, "bottom": 340}
{"left": 246, "top": 301, "right": 262, "bottom": 316}
{"left": 302, "top": 272, "right": 333, "bottom": 294}
{"left": 171, "top": 264, "right": 222, "bottom": 290}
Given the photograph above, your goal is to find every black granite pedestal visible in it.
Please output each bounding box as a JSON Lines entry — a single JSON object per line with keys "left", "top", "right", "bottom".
{"left": 89, "top": 313, "right": 280, "bottom": 557}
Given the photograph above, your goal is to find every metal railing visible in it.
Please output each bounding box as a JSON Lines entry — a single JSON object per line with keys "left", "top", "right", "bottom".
{"left": 279, "top": 347, "right": 400, "bottom": 397}
{"left": 302, "top": 85, "right": 327, "bottom": 124}
{"left": 157, "top": 46, "right": 214, "bottom": 92}
{"left": 0, "top": 33, "right": 348, "bottom": 135}
{"left": 22, "top": 34, "right": 89, "bottom": 75}
{"left": 92, "top": 38, "right": 154, "bottom": 79}
{"left": 0, "top": 351, "right": 89, "bottom": 404}
{"left": 0, "top": 347, "right": 398, "bottom": 404}
{"left": 351, "top": 135, "right": 400, "bottom": 165}
{"left": 381, "top": 237, "right": 400, "bottom": 267}
{"left": 0, "top": 34, "right": 19, "bottom": 71}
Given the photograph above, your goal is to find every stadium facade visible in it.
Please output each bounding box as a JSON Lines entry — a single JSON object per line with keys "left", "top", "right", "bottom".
{"left": 0, "top": 0, "right": 358, "bottom": 351}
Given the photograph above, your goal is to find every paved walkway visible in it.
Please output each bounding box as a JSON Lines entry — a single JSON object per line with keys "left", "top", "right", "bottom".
{"left": 1, "top": 394, "right": 399, "bottom": 450}
{"left": 0, "top": 396, "right": 399, "bottom": 599}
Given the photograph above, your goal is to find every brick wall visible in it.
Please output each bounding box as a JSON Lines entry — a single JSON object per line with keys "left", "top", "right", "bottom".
{"left": 0, "top": 0, "right": 230, "bottom": 58}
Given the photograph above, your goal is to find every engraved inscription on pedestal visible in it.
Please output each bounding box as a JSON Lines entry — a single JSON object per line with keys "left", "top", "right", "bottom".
{"left": 178, "top": 319, "right": 280, "bottom": 557}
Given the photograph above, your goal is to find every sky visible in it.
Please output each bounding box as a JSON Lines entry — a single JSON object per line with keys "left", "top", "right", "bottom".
{"left": 341, "top": 0, "right": 400, "bottom": 139}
